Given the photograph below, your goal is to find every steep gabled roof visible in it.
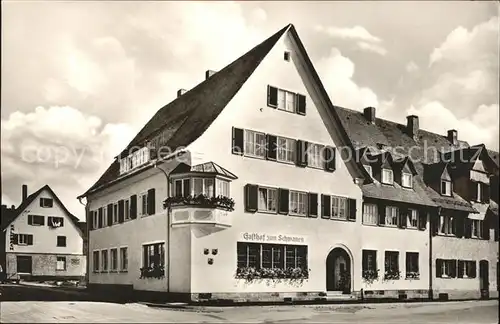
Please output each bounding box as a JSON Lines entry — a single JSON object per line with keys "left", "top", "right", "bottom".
{"left": 1, "top": 185, "right": 82, "bottom": 234}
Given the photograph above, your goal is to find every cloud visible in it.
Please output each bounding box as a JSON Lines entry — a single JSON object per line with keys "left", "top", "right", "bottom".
{"left": 406, "top": 61, "right": 419, "bottom": 73}
{"left": 356, "top": 41, "right": 387, "bottom": 56}
{"left": 315, "top": 25, "right": 382, "bottom": 43}
{"left": 316, "top": 48, "right": 379, "bottom": 110}
{"left": 1, "top": 106, "right": 135, "bottom": 219}
{"left": 408, "top": 101, "right": 499, "bottom": 150}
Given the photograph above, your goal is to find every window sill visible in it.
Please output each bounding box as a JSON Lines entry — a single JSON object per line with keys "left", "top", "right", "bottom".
{"left": 119, "top": 270, "right": 128, "bottom": 273}
{"left": 109, "top": 270, "right": 118, "bottom": 273}
{"left": 257, "top": 210, "right": 278, "bottom": 215}
{"left": 323, "top": 217, "right": 354, "bottom": 223}
{"left": 243, "top": 153, "right": 266, "bottom": 161}
{"left": 276, "top": 159, "right": 296, "bottom": 166}
{"left": 56, "top": 269, "right": 67, "bottom": 272}
{"left": 289, "top": 212, "right": 307, "bottom": 218}
{"left": 362, "top": 223, "right": 379, "bottom": 227}
{"left": 306, "top": 164, "right": 325, "bottom": 171}
{"left": 405, "top": 276, "right": 420, "bottom": 280}
{"left": 30, "top": 224, "right": 44, "bottom": 226}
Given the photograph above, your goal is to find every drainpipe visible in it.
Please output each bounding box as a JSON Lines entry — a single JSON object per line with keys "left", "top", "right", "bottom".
{"left": 154, "top": 162, "right": 171, "bottom": 293}
{"left": 78, "top": 197, "right": 89, "bottom": 287}
{"left": 428, "top": 208, "right": 436, "bottom": 301}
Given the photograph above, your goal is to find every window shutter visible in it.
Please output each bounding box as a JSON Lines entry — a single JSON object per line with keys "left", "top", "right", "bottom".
{"left": 130, "top": 195, "right": 137, "bottom": 219}
{"left": 232, "top": 127, "right": 244, "bottom": 155}
{"left": 308, "top": 193, "right": 318, "bottom": 218}
{"left": 147, "top": 188, "right": 156, "bottom": 215}
{"left": 296, "top": 140, "right": 308, "bottom": 167}
{"left": 483, "top": 183, "right": 490, "bottom": 203}
{"left": 98, "top": 208, "right": 103, "bottom": 228}
{"left": 39, "top": 199, "right": 43, "bottom": 207}
{"left": 296, "top": 94, "right": 306, "bottom": 116}
{"left": 348, "top": 199, "right": 356, "bottom": 221}
{"left": 418, "top": 211, "right": 427, "bottom": 230}
{"left": 267, "top": 85, "right": 278, "bottom": 108}
{"left": 244, "top": 184, "right": 258, "bottom": 212}
{"left": 60, "top": 218, "right": 64, "bottom": 227}
{"left": 436, "top": 259, "right": 443, "bottom": 277}
{"left": 107, "top": 204, "right": 113, "bottom": 225}
{"left": 118, "top": 200, "right": 125, "bottom": 223}
{"left": 450, "top": 260, "right": 458, "bottom": 278}
{"left": 454, "top": 216, "right": 464, "bottom": 238}
{"left": 13, "top": 234, "right": 18, "bottom": 245}
{"left": 431, "top": 215, "right": 439, "bottom": 236}
{"left": 324, "top": 146, "right": 336, "bottom": 172}
{"left": 471, "top": 181, "right": 478, "bottom": 201}
{"left": 183, "top": 179, "right": 191, "bottom": 197}
{"left": 278, "top": 188, "right": 289, "bottom": 215}
{"left": 27, "top": 234, "right": 33, "bottom": 245}
{"left": 471, "top": 261, "right": 477, "bottom": 278}
{"left": 378, "top": 204, "right": 386, "bottom": 225}
{"left": 266, "top": 134, "right": 277, "bottom": 160}
{"left": 399, "top": 208, "right": 408, "bottom": 229}
{"left": 28, "top": 215, "right": 33, "bottom": 225}
{"left": 464, "top": 218, "right": 472, "bottom": 238}
{"left": 88, "top": 211, "right": 94, "bottom": 231}
{"left": 362, "top": 251, "right": 368, "bottom": 271}
{"left": 321, "top": 194, "right": 331, "bottom": 219}
{"left": 482, "top": 217, "right": 490, "bottom": 240}
{"left": 457, "top": 260, "right": 464, "bottom": 278}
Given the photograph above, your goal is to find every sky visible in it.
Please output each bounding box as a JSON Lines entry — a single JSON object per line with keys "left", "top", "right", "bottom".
{"left": 1, "top": 1, "right": 499, "bottom": 220}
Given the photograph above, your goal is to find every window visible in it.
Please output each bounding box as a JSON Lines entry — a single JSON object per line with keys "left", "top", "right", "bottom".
{"left": 140, "top": 192, "right": 148, "bottom": 216}
{"left": 407, "top": 209, "right": 418, "bottom": 229}
{"left": 277, "top": 137, "right": 296, "bottom": 163}
{"left": 384, "top": 251, "right": 400, "bottom": 279}
{"left": 331, "top": 196, "right": 348, "bottom": 219}
{"left": 438, "top": 259, "right": 456, "bottom": 278}
{"left": 120, "top": 247, "right": 128, "bottom": 271}
{"left": 56, "top": 256, "right": 66, "bottom": 271}
{"left": 57, "top": 236, "right": 66, "bottom": 247}
{"left": 113, "top": 203, "right": 119, "bottom": 224}
{"left": 93, "top": 251, "right": 100, "bottom": 272}
{"left": 362, "top": 250, "right": 377, "bottom": 272}
{"left": 364, "top": 165, "right": 372, "bottom": 178}
{"left": 244, "top": 130, "right": 266, "bottom": 158}
{"left": 439, "top": 215, "right": 454, "bottom": 235}
{"left": 441, "top": 180, "right": 452, "bottom": 196}
{"left": 110, "top": 248, "right": 118, "bottom": 271}
{"left": 363, "top": 203, "right": 378, "bottom": 225}
{"left": 193, "top": 178, "right": 215, "bottom": 197}
{"left": 174, "top": 179, "right": 191, "bottom": 197}
{"left": 124, "top": 200, "right": 130, "bottom": 220}
{"left": 143, "top": 242, "right": 165, "bottom": 269}
{"left": 92, "top": 211, "right": 98, "bottom": 229}
{"left": 18, "top": 234, "right": 33, "bottom": 245}
{"left": 277, "top": 89, "right": 296, "bottom": 112}
{"left": 48, "top": 216, "right": 64, "bottom": 228}
{"left": 460, "top": 260, "right": 476, "bottom": 278}
{"left": 385, "top": 206, "right": 399, "bottom": 226}
{"left": 406, "top": 252, "right": 419, "bottom": 278}
{"left": 40, "top": 198, "right": 53, "bottom": 208}
{"left": 476, "top": 182, "right": 482, "bottom": 202}
{"left": 216, "top": 179, "right": 230, "bottom": 197}
{"left": 471, "top": 220, "right": 483, "bottom": 238}
{"left": 382, "top": 169, "right": 394, "bottom": 185}
{"left": 237, "top": 242, "right": 308, "bottom": 272}
{"left": 258, "top": 187, "right": 277, "bottom": 212}
{"left": 289, "top": 191, "right": 307, "bottom": 216}
{"left": 29, "top": 215, "right": 45, "bottom": 226}
{"left": 101, "top": 250, "right": 108, "bottom": 271}
{"left": 284, "top": 51, "right": 291, "bottom": 61}
{"left": 402, "top": 173, "right": 413, "bottom": 188}
{"left": 307, "top": 144, "right": 323, "bottom": 168}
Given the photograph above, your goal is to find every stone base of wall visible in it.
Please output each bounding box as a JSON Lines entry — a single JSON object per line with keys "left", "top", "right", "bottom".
{"left": 432, "top": 289, "right": 499, "bottom": 301}
{"left": 361, "top": 289, "right": 429, "bottom": 301}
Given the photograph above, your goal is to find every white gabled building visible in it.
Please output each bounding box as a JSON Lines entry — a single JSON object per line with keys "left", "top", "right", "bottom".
{"left": 79, "top": 24, "right": 373, "bottom": 302}
{"left": 1, "top": 184, "right": 86, "bottom": 282}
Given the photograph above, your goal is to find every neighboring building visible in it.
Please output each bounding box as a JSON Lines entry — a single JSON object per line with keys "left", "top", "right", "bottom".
{"left": 79, "top": 23, "right": 498, "bottom": 303}
{"left": 1, "top": 184, "right": 86, "bottom": 281}
{"left": 337, "top": 107, "right": 499, "bottom": 301}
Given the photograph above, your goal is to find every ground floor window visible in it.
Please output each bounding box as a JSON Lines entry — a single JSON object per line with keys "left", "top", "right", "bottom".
{"left": 436, "top": 259, "right": 457, "bottom": 278}
{"left": 93, "top": 251, "right": 99, "bottom": 272}
{"left": 143, "top": 242, "right": 165, "bottom": 268}
{"left": 384, "top": 251, "right": 400, "bottom": 279}
{"left": 101, "top": 250, "right": 108, "bottom": 272}
{"left": 110, "top": 248, "right": 118, "bottom": 271}
{"left": 56, "top": 256, "right": 67, "bottom": 271}
{"left": 458, "top": 260, "right": 476, "bottom": 278}
{"left": 120, "top": 247, "right": 128, "bottom": 271}
{"left": 236, "top": 242, "right": 308, "bottom": 279}
{"left": 405, "top": 252, "right": 419, "bottom": 279}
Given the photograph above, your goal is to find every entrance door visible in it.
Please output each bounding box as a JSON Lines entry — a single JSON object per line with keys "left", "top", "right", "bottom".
{"left": 16, "top": 256, "right": 32, "bottom": 274}
{"left": 479, "top": 260, "right": 489, "bottom": 299}
{"left": 326, "top": 248, "right": 351, "bottom": 293}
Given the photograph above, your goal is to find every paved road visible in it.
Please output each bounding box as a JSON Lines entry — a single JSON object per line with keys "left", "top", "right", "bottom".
{"left": 1, "top": 284, "right": 498, "bottom": 323}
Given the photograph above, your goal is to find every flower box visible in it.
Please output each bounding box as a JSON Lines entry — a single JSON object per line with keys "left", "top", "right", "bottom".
{"left": 164, "top": 195, "right": 235, "bottom": 211}
{"left": 139, "top": 265, "right": 165, "bottom": 279}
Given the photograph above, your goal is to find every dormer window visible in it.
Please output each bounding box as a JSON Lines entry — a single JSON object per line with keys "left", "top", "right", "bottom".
{"left": 382, "top": 169, "right": 394, "bottom": 185}
{"left": 441, "top": 180, "right": 452, "bottom": 196}
{"left": 119, "top": 147, "right": 150, "bottom": 175}
{"left": 402, "top": 172, "right": 413, "bottom": 188}
{"left": 364, "top": 165, "right": 372, "bottom": 178}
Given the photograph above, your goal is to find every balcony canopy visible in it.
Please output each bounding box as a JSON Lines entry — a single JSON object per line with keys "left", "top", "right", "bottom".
{"left": 170, "top": 161, "right": 238, "bottom": 180}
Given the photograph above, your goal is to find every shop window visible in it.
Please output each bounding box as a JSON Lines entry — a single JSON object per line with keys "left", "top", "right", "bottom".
{"left": 237, "top": 242, "right": 308, "bottom": 273}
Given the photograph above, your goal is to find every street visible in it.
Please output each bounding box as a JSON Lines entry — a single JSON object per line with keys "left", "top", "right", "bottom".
{"left": 0, "top": 284, "right": 498, "bottom": 323}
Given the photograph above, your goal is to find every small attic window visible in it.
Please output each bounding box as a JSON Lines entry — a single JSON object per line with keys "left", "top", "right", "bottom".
{"left": 284, "top": 51, "right": 291, "bottom": 62}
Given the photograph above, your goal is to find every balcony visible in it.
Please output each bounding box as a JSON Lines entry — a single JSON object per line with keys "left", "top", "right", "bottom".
{"left": 166, "top": 195, "right": 235, "bottom": 233}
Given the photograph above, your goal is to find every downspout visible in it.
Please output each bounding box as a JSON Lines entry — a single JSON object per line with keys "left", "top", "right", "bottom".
{"left": 154, "top": 162, "right": 171, "bottom": 293}
{"left": 78, "top": 197, "right": 89, "bottom": 286}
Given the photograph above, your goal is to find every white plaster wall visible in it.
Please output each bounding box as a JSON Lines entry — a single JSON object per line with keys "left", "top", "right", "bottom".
{"left": 186, "top": 29, "right": 364, "bottom": 293}
{"left": 5, "top": 188, "right": 83, "bottom": 255}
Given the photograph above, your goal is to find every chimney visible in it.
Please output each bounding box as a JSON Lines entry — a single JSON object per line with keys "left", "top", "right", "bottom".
{"left": 177, "top": 89, "right": 186, "bottom": 98}
{"left": 406, "top": 115, "right": 419, "bottom": 140}
{"left": 447, "top": 129, "right": 458, "bottom": 145}
{"left": 363, "top": 107, "right": 376, "bottom": 124}
{"left": 11, "top": 205, "right": 15, "bottom": 210}
{"left": 205, "top": 70, "right": 216, "bottom": 80}
{"left": 22, "top": 184, "right": 28, "bottom": 202}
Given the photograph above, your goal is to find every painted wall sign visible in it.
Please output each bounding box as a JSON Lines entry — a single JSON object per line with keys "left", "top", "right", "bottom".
{"left": 241, "top": 232, "right": 306, "bottom": 244}
{"left": 9, "top": 224, "right": 15, "bottom": 250}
